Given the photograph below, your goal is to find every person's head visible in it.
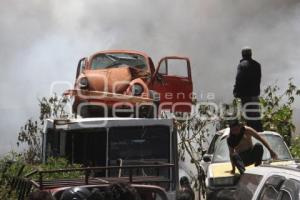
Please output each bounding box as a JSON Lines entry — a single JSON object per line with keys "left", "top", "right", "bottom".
{"left": 241, "top": 47, "right": 252, "bottom": 59}
{"left": 180, "top": 176, "right": 190, "bottom": 188}
{"left": 176, "top": 190, "right": 193, "bottom": 200}
{"left": 109, "top": 182, "right": 141, "bottom": 200}
{"left": 28, "top": 190, "right": 53, "bottom": 200}
{"left": 227, "top": 118, "right": 242, "bottom": 135}
{"left": 60, "top": 187, "right": 91, "bottom": 200}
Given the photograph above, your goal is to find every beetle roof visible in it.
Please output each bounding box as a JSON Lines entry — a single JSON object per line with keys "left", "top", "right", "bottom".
{"left": 89, "top": 50, "right": 150, "bottom": 60}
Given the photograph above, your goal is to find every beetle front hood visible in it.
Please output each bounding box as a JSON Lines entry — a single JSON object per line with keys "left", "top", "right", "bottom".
{"left": 81, "top": 66, "right": 132, "bottom": 94}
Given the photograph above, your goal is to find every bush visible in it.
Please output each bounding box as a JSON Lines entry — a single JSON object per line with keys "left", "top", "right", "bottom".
{"left": 290, "top": 136, "right": 300, "bottom": 159}
{"left": 0, "top": 152, "right": 81, "bottom": 200}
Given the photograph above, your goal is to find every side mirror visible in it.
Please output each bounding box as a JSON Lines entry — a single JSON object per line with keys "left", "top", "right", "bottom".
{"left": 203, "top": 154, "right": 212, "bottom": 162}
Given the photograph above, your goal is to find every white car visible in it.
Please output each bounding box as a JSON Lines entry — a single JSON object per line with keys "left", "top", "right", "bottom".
{"left": 200, "top": 128, "right": 294, "bottom": 200}
{"left": 233, "top": 163, "right": 300, "bottom": 200}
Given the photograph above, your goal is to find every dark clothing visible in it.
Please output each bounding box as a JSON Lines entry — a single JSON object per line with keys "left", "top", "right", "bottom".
{"left": 176, "top": 188, "right": 195, "bottom": 200}
{"left": 179, "top": 176, "right": 195, "bottom": 200}
{"left": 231, "top": 143, "right": 264, "bottom": 174}
{"left": 241, "top": 97, "right": 263, "bottom": 132}
{"left": 227, "top": 126, "right": 246, "bottom": 148}
{"left": 233, "top": 58, "right": 263, "bottom": 132}
{"left": 233, "top": 58, "right": 261, "bottom": 98}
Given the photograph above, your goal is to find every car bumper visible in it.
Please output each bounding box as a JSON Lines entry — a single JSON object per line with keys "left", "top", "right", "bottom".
{"left": 65, "top": 89, "right": 153, "bottom": 105}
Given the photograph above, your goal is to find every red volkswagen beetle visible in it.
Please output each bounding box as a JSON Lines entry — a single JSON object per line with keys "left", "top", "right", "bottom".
{"left": 65, "top": 50, "right": 193, "bottom": 117}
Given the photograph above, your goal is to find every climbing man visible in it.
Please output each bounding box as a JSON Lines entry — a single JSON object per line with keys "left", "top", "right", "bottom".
{"left": 227, "top": 119, "right": 278, "bottom": 174}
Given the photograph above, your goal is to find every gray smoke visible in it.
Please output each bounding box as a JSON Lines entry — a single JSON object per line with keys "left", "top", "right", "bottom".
{"left": 0, "top": 0, "right": 300, "bottom": 155}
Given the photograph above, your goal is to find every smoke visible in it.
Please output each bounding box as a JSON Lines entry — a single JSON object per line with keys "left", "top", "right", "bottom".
{"left": 0, "top": 0, "right": 300, "bottom": 155}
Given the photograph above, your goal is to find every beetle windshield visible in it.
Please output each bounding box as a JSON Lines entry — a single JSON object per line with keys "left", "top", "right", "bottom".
{"left": 212, "top": 134, "right": 292, "bottom": 163}
{"left": 91, "top": 53, "right": 147, "bottom": 70}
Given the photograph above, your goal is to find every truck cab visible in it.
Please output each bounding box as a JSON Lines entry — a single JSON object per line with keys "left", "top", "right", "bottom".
{"left": 42, "top": 117, "right": 179, "bottom": 199}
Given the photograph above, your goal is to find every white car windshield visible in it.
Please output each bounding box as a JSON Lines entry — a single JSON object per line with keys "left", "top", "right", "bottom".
{"left": 212, "top": 134, "right": 292, "bottom": 162}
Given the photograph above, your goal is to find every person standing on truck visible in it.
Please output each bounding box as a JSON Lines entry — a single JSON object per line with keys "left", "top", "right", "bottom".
{"left": 233, "top": 47, "right": 263, "bottom": 132}
{"left": 178, "top": 176, "right": 195, "bottom": 200}
{"left": 227, "top": 119, "right": 278, "bottom": 174}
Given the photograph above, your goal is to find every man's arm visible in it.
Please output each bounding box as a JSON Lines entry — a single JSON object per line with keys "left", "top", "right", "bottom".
{"left": 233, "top": 64, "right": 243, "bottom": 98}
{"left": 247, "top": 127, "right": 278, "bottom": 159}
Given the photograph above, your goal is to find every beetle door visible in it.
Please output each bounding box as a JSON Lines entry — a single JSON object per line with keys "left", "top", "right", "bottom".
{"left": 150, "top": 56, "right": 193, "bottom": 112}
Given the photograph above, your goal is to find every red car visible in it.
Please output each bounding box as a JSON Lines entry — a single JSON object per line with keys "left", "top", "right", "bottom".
{"left": 65, "top": 50, "right": 193, "bottom": 117}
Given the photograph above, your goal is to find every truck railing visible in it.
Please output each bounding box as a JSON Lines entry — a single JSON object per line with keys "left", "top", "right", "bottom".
{"left": 21, "top": 163, "right": 175, "bottom": 190}
{"left": 4, "top": 163, "right": 175, "bottom": 199}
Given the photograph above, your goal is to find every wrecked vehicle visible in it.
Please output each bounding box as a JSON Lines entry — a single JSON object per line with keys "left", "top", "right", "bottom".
{"left": 43, "top": 117, "right": 178, "bottom": 199}
{"left": 7, "top": 117, "right": 180, "bottom": 199}
{"left": 65, "top": 50, "right": 193, "bottom": 117}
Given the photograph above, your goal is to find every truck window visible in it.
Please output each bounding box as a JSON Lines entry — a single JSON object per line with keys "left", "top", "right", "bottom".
{"left": 65, "top": 128, "right": 107, "bottom": 166}
{"left": 108, "top": 126, "right": 171, "bottom": 178}
{"left": 45, "top": 128, "right": 61, "bottom": 159}
{"left": 109, "top": 126, "right": 170, "bottom": 163}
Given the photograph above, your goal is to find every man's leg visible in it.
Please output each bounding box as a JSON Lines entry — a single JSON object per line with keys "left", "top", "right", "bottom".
{"left": 241, "top": 97, "right": 263, "bottom": 132}
{"left": 231, "top": 153, "right": 245, "bottom": 174}
{"left": 240, "top": 143, "right": 264, "bottom": 167}
{"left": 252, "top": 143, "right": 264, "bottom": 166}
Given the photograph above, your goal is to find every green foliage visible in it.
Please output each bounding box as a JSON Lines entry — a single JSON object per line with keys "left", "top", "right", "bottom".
{"left": 35, "top": 157, "right": 82, "bottom": 180}
{"left": 290, "top": 137, "right": 300, "bottom": 159}
{"left": 260, "top": 78, "right": 300, "bottom": 146}
{"left": 17, "top": 94, "right": 71, "bottom": 163}
{"left": 0, "top": 152, "right": 81, "bottom": 200}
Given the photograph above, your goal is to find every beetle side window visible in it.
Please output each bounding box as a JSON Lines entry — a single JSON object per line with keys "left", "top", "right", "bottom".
{"left": 158, "top": 59, "right": 167, "bottom": 74}
{"left": 166, "top": 59, "right": 189, "bottom": 77}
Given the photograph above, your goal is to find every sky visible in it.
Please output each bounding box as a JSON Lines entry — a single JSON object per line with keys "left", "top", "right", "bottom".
{"left": 0, "top": 0, "right": 300, "bottom": 155}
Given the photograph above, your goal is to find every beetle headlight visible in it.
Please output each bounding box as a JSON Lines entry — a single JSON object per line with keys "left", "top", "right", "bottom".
{"left": 209, "top": 177, "right": 235, "bottom": 187}
{"left": 132, "top": 84, "right": 144, "bottom": 96}
{"left": 79, "top": 77, "right": 88, "bottom": 89}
